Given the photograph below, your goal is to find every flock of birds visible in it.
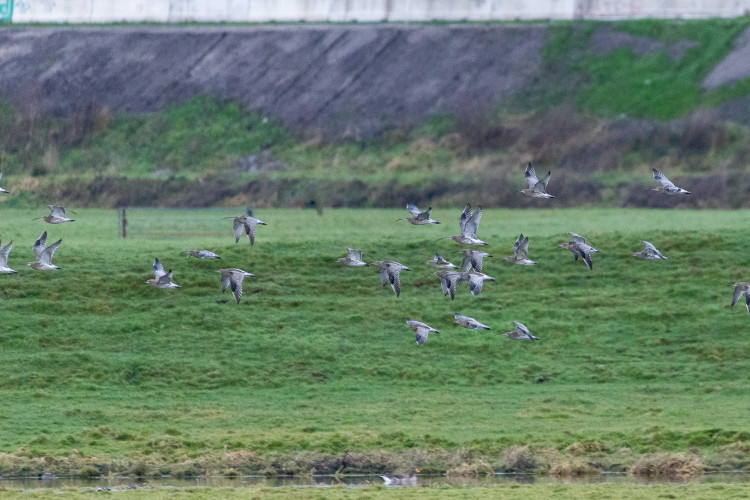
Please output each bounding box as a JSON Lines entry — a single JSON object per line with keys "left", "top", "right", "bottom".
{"left": 0, "top": 163, "right": 747, "bottom": 335}
{"left": 1, "top": 163, "right": 748, "bottom": 485}
{"left": 335, "top": 162, "right": 746, "bottom": 346}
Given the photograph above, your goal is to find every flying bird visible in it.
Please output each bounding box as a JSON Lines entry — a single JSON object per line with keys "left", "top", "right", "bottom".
{"left": 337, "top": 247, "right": 368, "bottom": 267}
{"left": 731, "top": 282, "right": 750, "bottom": 315}
{"left": 28, "top": 231, "right": 62, "bottom": 270}
{"left": 425, "top": 253, "right": 458, "bottom": 269}
{"left": 434, "top": 269, "right": 462, "bottom": 300}
{"left": 462, "top": 271, "right": 496, "bottom": 296}
{"left": 633, "top": 241, "right": 667, "bottom": 260}
{"left": 0, "top": 173, "right": 8, "bottom": 193}
{"left": 0, "top": 240, "right": 17, "bottom": 273}
{"left": 460, "top": 248, "right": 492, "bottom": 272}
{"left": 222, "top": 215, "right": 267, "bottom": 245}
{"left": 373, "top": 260, "right": 411, "bottom": 297}
{"left": 502, "top": 321, "right": 539, "bottom": 341}
{"left": 216, "top": 268, "right": 255, "bottom": 303}
{"left": 33, "top": 205, "right": 75, "bottom": 224}
{"left": 396, "top": 204, "right": 440, "bottom": 225}
{"left": 145, "top": 258, "right": 180, "bottom": 288}
{"left": 445, "top": 203, "right": 487, "bottom": 245}
{"left": 184, "top": 249, "right": 221, "bottom": 259}
{"left": 521, "top": 162, "right": 554, "bottom": 199}
{"left": 558, "top": 233, "right": 599, "bottom": 270}
{"left": 505, "top": 233, "right": 536, "bottom": 265}
{"left": 406, "top": 319, "right": 439, "bottom": 345}
{"left": 649, "top": 168, "right": 691, "bottom": 195}
{"left": 454, "top": 313, "right": 491, "bottom": 330}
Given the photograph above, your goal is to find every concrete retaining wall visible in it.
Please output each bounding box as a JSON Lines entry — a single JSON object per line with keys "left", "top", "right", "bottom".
{"left": 5, "top": 0, "right": 750, "bottom": 23}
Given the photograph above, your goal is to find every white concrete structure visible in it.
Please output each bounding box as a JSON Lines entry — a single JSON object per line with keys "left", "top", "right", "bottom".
{"left": 6, "top": 0, "right": 750, "bottom": 23}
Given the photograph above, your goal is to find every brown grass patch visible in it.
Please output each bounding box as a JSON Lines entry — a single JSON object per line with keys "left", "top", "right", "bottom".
{"left": 629, "top": 452, "right": 703, "bottom": 478}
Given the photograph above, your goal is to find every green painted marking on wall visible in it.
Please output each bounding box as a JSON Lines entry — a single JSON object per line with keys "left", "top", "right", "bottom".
{"left": 0, "top": 0, "right": 13, "bottom": 22}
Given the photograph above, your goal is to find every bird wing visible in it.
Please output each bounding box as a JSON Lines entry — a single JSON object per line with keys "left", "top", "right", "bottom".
{"left": 416, "top": 207, "right": 432, "bottom": 221}
{"left": 460, "top": 254, "right": 473, "bottom": 272}
{"left": 41, "top": 239, "right": 62, "bottom": 265}
{"left": 415, "top": 326, "right": 429, "bottom": 345}
{"left": 230, "top": 274, "right": 243, "bottom": 303}
{"left": 652, "top": 168, "right": 675, "bottom": 188}
{"left": 0, "top": 241, "right": 11, "bottom": 266}
{"left": 471, "top": 252, "right": 484, "bottom": 273}
{"left": 513, "top": 321, "right": 530, "bottom": 336}
{"left": 458, "top": 203, "right": 472, "bottom": 234}
{"left": 49, "top": 205, "right": 66, "bottom": 218}
{"left": 454, "top": 313, "right": 470, "bottom": 320}
{"left": 158, "top": 271, "right": 174, "bottom": 285}
{"left": 33, "top": 231, "right": 47, "bottom": 259}
{"left": 463, "top": 206, "right": 482, "bottom": 238}
{"left": 220, "top": 273, "right": 231, "bottom": 292}
{"left": 580, "top": 250, "right": 593, "bottom": 270}
{"left": 378, "top": 266, "right": 389, "bottom": 286}
{"left": 524, "top": 162, "right": 539, "bottom": 189}
{"left": 516, "top": 235, "right": 530, "bottom": 259}
{"left": 346, "top": 248, "right": 363, "bottom": 261}
{"left": 731, "top": 285, "right": 746, "bottom": 307}
{"left": 232, "top": 218, "right": 243, "bottom": 243}
{"left": 642, "top": 241, "right": 658, "bottom": 252}
{"left": 406, "top": 203, "right": 421, "bottom": 217}
{"left": 152, "top": 258, "right": 166, "bottom": 279}
{"left": 468, "top": 274, "right": 484, "bottom": 296}
{"left": 389, "top": 266, "right": 402, "bottom": 297}
{"left": 746, "top": 293, "right": 750, "bottom": 315}
{"left": 569, "top": 232, "right": 586, "bottom": 244}
{"left": 534, "top": 171, "right": 551, "bottom": 193}
{"left": 244, "top": 220, "right": 256, "bottom": 245}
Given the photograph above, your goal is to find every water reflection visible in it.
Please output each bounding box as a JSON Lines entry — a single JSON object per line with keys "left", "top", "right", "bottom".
{"left": 2, "top": 471, "right": 747, "bottom": 491}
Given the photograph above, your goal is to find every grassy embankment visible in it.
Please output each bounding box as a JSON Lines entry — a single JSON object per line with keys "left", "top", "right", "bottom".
{"left": 2, "top": 19, "right": 750, "bottom": 208}
{"left": 0, "top": 207, "right": 749, "bottom": 479}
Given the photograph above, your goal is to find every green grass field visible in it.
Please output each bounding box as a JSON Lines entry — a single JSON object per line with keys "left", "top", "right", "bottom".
{"left": 0, "top": 207, "right": 749, "bottom": 488}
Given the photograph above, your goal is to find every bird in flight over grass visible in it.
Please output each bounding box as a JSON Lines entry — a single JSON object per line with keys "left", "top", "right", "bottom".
{"left": 380, "top": 467, "right": 420, "bottom": 485}
{"left": 434, "top": 269, "right": 462, "bottom": 300}
{"left": 504, "top": 233, "right": 536, "bottom": 265}
{"left": 649, "top": 168, "right": 691, "bottom": 195}
{"left": 558, "top": 232, "right": 598, "bottom": 270}
{"left": 216, "top": 268, "right": 255, "bottom": 303}
{"left": 731, "top": 282, "right": 750, "bottom": 315}
{"left": 502, "top": 321, "right": 539, "bottom": 341}
{"left": 633, "top": 241, "right": 667, "bottom": 260}
{"left": 454, "top": 313, "right": 491, "bottom": 330}
{"left": 460, "top": 248, "right": 492, "bottom": 272}
{"left": 406, "top": 319, "right": 439, "bottom": 345}
{"left": 425, "top": 253, "right": 458, "bottom": 269}
{"left": 184, "top": 249, "right": 221, "bottom": 259}
{"left": 34, "top": 205, "right": 75, "bottom": 224}
{"left": 337, "top": 247, "right": 368, "bottom": 267}
{"left": 396, "top": 203, "right": 440, "bottom": 225}
{"left": 461, "top": 271, "right": 496, "bottom": 296}
{"left": 372, "top": 260, "right": 411, "bottom": 297}
{"left": 444, "top": 203, "right": 487, "bottom": 245}
{"left": 0, "top": 240, "right": 16, "bottom": 273}
{"left": 222, "top": 215, "right": 267, "bottom": 245}
{"left": 28, "top": 231, "right": 62, "bottom": 270}
{"left": 521, "top": 162, "right": 554, "bottom": 199}
{"left": 145, "top": 258, "right": 180, "bottom": 288}
{"left": 0, "top": 173, "right": 8, "bottom": 194}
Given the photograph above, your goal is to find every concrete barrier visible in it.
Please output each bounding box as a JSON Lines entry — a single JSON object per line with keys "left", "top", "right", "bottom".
{"left": 6, "top": 0, "right": 750, "bottom": 23}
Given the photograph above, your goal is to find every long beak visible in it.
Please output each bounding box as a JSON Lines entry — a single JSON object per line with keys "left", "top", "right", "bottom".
{"left": 435, "top": 236, "right": 452, "bottom": 242}
{"left": 31, "top": 217, "right": 42, "bottom": 221}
